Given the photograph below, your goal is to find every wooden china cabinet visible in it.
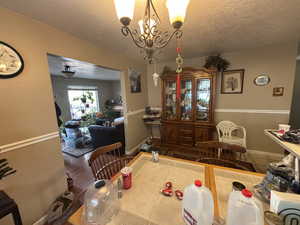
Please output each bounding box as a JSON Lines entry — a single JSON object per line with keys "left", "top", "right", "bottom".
{"left": 161, "top": 67, "right": 217, "bottom": 148}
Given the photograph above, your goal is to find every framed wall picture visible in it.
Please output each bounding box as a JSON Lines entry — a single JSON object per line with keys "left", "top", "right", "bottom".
{"left": 221, "top": 69, "right": 245, "bottom": 94}
{"left": 129, "top": 68, "right": 141, "bottom": 93}
{"left": 273, "top": 87, "right": 284, "bottom": 96}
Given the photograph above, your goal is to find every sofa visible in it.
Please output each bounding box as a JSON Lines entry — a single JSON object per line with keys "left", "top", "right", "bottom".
{"left": 88, "top": 117, "right": 125, "bottom": 154}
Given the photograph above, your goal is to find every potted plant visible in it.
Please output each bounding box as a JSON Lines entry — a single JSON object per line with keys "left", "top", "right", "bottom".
{"left": 73, "top": 91, "right": 95, "bottom": 105}
{"left": 204, "top": 54, "right": 230, "bottom": 72}
{"left": 72, "top": 92, "right": 96, "bottom": 120}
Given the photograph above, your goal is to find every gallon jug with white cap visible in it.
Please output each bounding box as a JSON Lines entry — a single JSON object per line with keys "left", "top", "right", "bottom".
{"left": 182, "top": 180, "right": 214, "bottom": 225}
{"left": 226, "top": 189, "right": 264, "bottom": 225}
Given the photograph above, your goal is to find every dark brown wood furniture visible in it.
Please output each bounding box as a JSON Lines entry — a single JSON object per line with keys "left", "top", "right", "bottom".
{"left": 198, "top": 141, "right": 247, "bottom": 160}
{"left": 196, "top": 141, "right": 255, "bottom": 172}
{"left": 0, "top": 191, "right": 22, "bottom": 225}
{"left": 161, "top": 67, "right": 217, "bottom": 149}
{"left": 154, "top": 140, "right": 255, "bottom": 171}
{"left": 88, "top": 142, "right": 133, "bottom": 180}
{"left": 196, "top": 158, "right": 249, "bottom": 171}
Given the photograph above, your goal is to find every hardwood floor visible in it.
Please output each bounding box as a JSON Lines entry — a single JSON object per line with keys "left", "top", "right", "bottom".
{"left": 45, "top": 152, "right": 94, "bottom": 225}
{"left": 64, "top": 152, "right": 94, "bottom": 195}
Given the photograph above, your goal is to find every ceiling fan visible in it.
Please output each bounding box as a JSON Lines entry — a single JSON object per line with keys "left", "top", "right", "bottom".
{"left": 61, "top": 64, "right": 76, "bottom": 78}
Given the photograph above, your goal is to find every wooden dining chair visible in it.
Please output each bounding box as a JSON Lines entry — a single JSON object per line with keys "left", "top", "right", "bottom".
{"left": 196, "top": 158, "right": 249, "bottom": 171}
{"left": 88, "top": 142, "right": 133, "bottom": 180}
{"left": 95, "top": 157, "right": 133, "bottom": 180}
{"left": 197, "top": 141, "right": 247, "bottom": 160}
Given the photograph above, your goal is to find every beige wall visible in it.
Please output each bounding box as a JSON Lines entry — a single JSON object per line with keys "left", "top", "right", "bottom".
{"left": 126, "top": 112, "right": 149, "bottom": 152}
{"left": 0, "top": 7, "right": 147, "bottom": 225}
{"left": 147, "top": 42, "right": 297, "bottom": 153}
{"left": 0, "top": 139, "right": 66, "bottom": 225}
{"left": 51, "top": 76, "right": 121, "bottom": 122}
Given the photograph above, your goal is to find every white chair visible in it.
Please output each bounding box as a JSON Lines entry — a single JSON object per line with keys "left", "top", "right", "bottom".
{"left": 216, "top": 121, "right": 247, "bottom": 148}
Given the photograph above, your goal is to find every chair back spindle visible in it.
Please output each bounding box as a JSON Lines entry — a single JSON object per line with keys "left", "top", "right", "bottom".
{"left": 88, "top": 142, "right": 133, "bottom": 180}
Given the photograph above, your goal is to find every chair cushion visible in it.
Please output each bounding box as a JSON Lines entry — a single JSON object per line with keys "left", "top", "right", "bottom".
{"left": 220, "top": 137, "right": 244, "bottom": 146}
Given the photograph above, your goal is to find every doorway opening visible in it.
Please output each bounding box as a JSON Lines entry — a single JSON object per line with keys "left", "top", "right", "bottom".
{"left": 47, "top": 53, "right": 124, "bottom": 216}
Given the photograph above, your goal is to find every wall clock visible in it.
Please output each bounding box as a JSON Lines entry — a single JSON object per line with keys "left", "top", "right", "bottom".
{"left": 0, "top": 41, "right": 24, "bottom": 79}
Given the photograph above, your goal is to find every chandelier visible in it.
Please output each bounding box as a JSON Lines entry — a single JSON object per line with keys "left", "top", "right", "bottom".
{"left": 114, "top": 0, "right": 190, "bottom": 63}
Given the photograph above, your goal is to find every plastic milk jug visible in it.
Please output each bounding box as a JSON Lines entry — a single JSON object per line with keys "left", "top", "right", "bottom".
{"left": 226, "top": 189, "right": 264, "bottom": 225}
{"left": 182, "top": 180, "right": 214, "bottom": 225}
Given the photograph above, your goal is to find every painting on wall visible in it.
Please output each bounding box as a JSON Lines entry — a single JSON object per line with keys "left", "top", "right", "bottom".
{"left": 221, "top": 69, "right": 245, "bottom": 94}
{"left": 273, "top": 87, "right": 284, "bottom": 96}
{"left": 129, "top": 68, "right": 141, "bottom": 93}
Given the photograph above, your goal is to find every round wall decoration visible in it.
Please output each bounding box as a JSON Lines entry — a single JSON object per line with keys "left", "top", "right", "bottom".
{"left": 254, "top": 74, "right": 270, "bottom": 86}
{"left": 0, "top": 41, "right": 24, "bottom": 79}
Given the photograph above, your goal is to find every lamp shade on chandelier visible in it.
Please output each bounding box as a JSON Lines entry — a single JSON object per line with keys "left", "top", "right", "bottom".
{"left": 166, "top": 0, "right": 190, "bottom": 29}
{"left": 114, "top": 0, "right": 190, "bottom": 63}
{"left": 114, "top": 0, "right": 135, "bottom": 25}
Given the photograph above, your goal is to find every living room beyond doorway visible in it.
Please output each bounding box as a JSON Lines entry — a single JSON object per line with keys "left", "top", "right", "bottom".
{"left": 47, "top": 53, "right": 125, "bottom": 202}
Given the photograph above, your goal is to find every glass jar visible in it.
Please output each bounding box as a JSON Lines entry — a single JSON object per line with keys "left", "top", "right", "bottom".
{"left": 82, "top": 180, "right": 120, "bottom": 225}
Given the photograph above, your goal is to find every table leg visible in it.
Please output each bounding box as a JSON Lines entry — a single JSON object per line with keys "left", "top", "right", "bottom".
{"left": 295, "top": 157, "right": 300, "bottom": 183}
{"left": 12, "top": 206, "right": 22, "bottom": 225}
{"left": 150, "top": 126, "right": 153, "bottom": 138}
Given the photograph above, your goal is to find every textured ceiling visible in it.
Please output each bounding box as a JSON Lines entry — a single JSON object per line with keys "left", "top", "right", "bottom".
{"left": 47, "top": 54, "right": 121, "bottom": 80}
{"left": 1, "top": 0, "right": 300, "bottom": 63}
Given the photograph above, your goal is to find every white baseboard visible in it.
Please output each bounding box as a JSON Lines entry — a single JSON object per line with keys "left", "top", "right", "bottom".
{"left": 126, "top": 138, "right": 147, "bottom": 155}
{"left": 32, "top": 215, "right": 47, "bottom": 225}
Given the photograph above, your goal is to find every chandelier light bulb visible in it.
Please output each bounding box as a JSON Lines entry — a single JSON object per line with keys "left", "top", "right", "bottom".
{"left": 138, "top": 19, "right": 156, "bottom": 36}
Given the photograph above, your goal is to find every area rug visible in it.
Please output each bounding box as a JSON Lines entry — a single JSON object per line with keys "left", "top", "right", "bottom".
{"left": 62, "top": 145, "right": 95, "bottom": 158}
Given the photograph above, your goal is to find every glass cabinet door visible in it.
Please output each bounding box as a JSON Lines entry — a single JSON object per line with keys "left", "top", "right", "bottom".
{"left": 196, "top": 78, "right": 211, "bottom": 121}
{"left": 180, "top": 79, "right": 193, "bottom": 121}
{"left": 164, "top": 80, "right": 177, "bottom": 120}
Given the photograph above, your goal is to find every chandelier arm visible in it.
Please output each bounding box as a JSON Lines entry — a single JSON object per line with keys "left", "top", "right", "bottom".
{"left": 149, "top": 0, "right": 161, "bottom": 23}
{"left": 121, "top": 27, "right": 146, "bottom": 49}
{"left": 154, "top": 30, "right": 183, "bottom": 49}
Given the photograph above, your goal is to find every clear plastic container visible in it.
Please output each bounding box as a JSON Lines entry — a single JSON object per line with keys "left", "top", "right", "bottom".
{"left": 82, "top": 180, "right": 120, "bottom": 225}
{"left": 182, "top": 180, "right": 214, "bottom": 225}
{"left": 226, "top": 189, "right": 264, "bottom": 225}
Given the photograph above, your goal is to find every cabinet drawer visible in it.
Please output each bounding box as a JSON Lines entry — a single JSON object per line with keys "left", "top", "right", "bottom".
{"left": 179, "top": 126, "right": 194, "bottom": 137}
{"left": 180, "top": 136, "right": 193, "bottom": 141}
{"left": 179, "top": 137, "right": 194, "bottom": 146}
{"left": 195, "top": 127, "right": 209, "bottom": 141}
{"left": 161, "top": 125, "right": 178, "bottom": 145}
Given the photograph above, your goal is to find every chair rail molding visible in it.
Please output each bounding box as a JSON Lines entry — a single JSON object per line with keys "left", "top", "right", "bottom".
{"left": 125, "top": 108, "right": 144, "bottom": 116}
{"left": 215, "top": 109, "right": 290, "bottom": 114}
{"left": 0, "top": 131, "right": 59, "bottom": 154}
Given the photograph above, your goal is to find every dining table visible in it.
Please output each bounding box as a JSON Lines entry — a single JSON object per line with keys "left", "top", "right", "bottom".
{"left": 68, "top": 152, "right": 267, "bottom": 225}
